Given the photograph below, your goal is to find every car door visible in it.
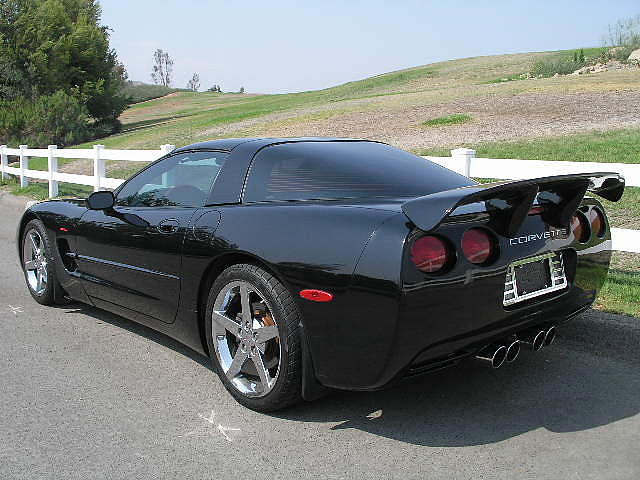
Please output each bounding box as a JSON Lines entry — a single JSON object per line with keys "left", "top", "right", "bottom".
{"left": 75, "top": 150, "right": 228, "bottom": 323}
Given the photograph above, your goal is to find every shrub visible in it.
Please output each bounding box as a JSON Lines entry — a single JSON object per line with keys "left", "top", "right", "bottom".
{"left": 90, "top": 118, "right": 122, "bottom": 139}
{"left": 529, "top": 52, "right": 585, "bottom": 77}
{"left": 0, "top": 91, "right": 90, "bottom": 147}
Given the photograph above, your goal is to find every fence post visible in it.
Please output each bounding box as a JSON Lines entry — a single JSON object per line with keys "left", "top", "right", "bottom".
{"left": 48, "top": 145, "right": 59, "bottom": 198}
{"left": 160, "top": 144, "right": 176, "bottom": 156}
{"left": 0, "top": 145, "right": 7, "bottom": 181}
{"left": 93, "top": 144, "right": 105, "bottom": 191}
{"left": 451, "top": 148, "right": 475, "bottom": 177}
{"left": 19, "top": 145, "right": 29, "bottom": 188}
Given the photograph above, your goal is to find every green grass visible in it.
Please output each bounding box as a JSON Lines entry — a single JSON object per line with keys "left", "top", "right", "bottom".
{"left": 120, "top": 83, "right": 179, "bottom": 104}
{"left": 320, "top": 65, "right": 437, "bottom": 98}
{"left": 7, "top": 154, "right": 87, "bottom": 172}
{"left": 1, "top": 176, "right": 91, "bottom": 199}
{"left": 597, "top": 254, "right": 640, "bottom": 317}
{"left": 422, "top": 114, "right": 472, "bottom": 128}
{"left": 418, "top": 128, "right": 640, "bottom": 164}
{"left": 419, "top": 128, "right": 640, "bottom": 230}
{"left": 482, "top": 74, "right": 524, "bottom": 84}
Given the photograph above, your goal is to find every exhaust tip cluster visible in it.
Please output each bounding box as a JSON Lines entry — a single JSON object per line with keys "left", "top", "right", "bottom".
{"left": 475, "top": 325, "right": 557, "bottom": 369}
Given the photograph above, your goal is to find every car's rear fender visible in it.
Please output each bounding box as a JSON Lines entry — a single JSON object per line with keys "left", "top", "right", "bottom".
{"left": 327, "top": 197, "right": 612, "bottom": 390}
{"left": 178, "top": 203, "right": 398, "bottom": 380}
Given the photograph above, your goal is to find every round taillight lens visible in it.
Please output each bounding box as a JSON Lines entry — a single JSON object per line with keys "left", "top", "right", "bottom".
{"left": 461, "top": 228, "right": 495, "bottom": 264}
{"left": 410, "top": 236, "right": 449, "bottom": 273}
{"left": 588, "top": 208, "right": 606, "bottom": 238}
{"left": 570, "top": 212, "right": 590, "bottom": 243}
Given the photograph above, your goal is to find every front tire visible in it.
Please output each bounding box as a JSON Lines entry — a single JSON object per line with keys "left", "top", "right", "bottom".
{"left": 205, "top": 264, "right": 302, "bottom": 412}
{"left": 21, "top": 219, "right": 62, "bottom": 305}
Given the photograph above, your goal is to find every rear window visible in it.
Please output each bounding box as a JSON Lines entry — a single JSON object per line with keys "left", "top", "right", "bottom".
{"left": 243, "top": 141, "right": 474, "bottom": 202}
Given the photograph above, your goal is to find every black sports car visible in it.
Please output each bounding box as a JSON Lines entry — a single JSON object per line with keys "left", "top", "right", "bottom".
{"left": 17, "top": 138, "right": 624, "bottom": 411}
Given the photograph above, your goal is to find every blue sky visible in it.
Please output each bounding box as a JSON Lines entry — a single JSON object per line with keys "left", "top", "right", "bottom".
{"left": 101, "top": 0, "right": 639, "bottom": 93}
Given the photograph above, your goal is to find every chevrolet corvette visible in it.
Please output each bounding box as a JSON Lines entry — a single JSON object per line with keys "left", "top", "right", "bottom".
{"left": 17, "top": 138, "right": 624, "bottom": 411}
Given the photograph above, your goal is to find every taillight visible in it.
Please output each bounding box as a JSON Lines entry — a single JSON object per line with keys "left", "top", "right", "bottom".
{"left": 528, "top": 206, "right": 544, "bottom": 215}
{"left": 570, "top": 212, "right": 590, "bottom": 243}
{"left": 410, "top": 235, "right": 450, "bottom": 273}
{"left": 588, "top": 207, "right": 606, "bottom": 238}
{"left": 461, "top": 228, "right": 496, "bottom": 264}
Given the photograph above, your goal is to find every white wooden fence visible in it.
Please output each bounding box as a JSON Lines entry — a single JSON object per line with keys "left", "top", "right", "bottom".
{"left": 0, "top": 144, "right": 175, "bottom": 197}
{"left": 0, "top": 144, "right": 638, "bottom": 253}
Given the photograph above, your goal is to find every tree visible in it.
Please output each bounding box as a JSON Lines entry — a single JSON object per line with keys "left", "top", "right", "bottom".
{"left": 186, "top": 72, "right": 200, "bottom": 92}
{"left": 0, "top": 0, "right": 128, "bottom": 145}
{"left": 0, "top": 0, "right": 127, "bottom": 113}
{"left": 151, "top": 49, "right": 173, "bottom": 87}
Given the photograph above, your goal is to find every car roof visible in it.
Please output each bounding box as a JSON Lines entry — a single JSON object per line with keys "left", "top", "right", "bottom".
{"left": 173, "top": 137, "right": 374, "bottom": 153}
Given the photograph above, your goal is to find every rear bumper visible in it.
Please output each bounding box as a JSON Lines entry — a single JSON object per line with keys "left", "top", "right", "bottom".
{"left": 318, "top": 245, "right": 610, "bottom": 391}
{"left": 401, "top": 302, "right": 591, "bottom": 381}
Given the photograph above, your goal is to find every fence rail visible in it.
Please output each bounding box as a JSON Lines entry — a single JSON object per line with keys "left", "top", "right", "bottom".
{"left": 1, "top": 144, "right": 638, "bottom": 253}
{"left": 0, "top": 144, "right": 175, "bottom": 196}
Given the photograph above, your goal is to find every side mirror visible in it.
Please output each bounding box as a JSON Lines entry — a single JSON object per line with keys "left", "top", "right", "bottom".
{"left": 86, "top": 191, "right": 115, "bottom": 210}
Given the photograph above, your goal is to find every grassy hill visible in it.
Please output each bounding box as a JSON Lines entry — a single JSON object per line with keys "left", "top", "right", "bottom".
{"left": 77, "top": 48, "right": 639, "bottom": 153}
{"left": 3, "top": 47, "right": 639, "bottom": 316}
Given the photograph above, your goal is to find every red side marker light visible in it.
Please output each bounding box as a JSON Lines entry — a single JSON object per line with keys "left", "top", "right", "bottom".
{"left": 59, "top": 227, "right": 69, "bottom": 232}
{"left": 299, "top": 289, "right": 333, "bottom": 302}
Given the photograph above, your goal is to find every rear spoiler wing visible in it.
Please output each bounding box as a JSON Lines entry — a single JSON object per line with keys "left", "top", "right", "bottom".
{"left": 401, "top": 173, "right": 625, "bottom": 237}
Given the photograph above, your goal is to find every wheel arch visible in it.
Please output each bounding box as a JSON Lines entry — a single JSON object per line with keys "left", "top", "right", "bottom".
{"left": 196, "top": 251, "right": 293, "bottom": 355}
{"left": 195, "top": 251, "right": 327, "bottom": 400}
{"left": 17, "top": 210, "right": 40, "bottom": 264}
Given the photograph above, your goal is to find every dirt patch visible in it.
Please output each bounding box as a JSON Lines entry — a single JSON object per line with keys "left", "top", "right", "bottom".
{"left": 225, "top": 90, "right": 640, "bottom": 151}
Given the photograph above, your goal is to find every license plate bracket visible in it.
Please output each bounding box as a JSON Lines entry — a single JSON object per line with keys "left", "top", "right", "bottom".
{"left": 515, "top": 258, "right": 551, "bottom": 296}
{"left": 503, "top": 252, "right": 568, "bottom": 306}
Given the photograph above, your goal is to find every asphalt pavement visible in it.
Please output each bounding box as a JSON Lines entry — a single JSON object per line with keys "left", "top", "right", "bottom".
{"left": 1, "top": 190, "right": 639, "bottom": 479}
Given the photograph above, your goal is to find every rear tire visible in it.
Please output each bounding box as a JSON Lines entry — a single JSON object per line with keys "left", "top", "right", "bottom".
{"left": 21, "top": 219, "right": 63, "bottom": 305}
{"left": 205, "top": 264, "right": 302, "bottom": 412}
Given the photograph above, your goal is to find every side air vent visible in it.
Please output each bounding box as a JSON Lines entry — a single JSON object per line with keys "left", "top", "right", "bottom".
{"left": 57, "top": 239, "right": 78, "bottom": 272}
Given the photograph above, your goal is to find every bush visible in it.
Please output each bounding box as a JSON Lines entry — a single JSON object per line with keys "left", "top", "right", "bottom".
{"left": 529, "top": 52, "right": 585, "bottom": 77}
{"left": 0, "top": 91, "right": 90, "bottom": 147}
{"left": 90, "top": 118, "right": 122, "bottom": 138}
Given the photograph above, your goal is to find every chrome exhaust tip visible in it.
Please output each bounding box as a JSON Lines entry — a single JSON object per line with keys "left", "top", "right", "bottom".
{"left": 519, "top": 328, "right": 546, "bottom": 352}
{"left": 505, "top": 340, "right": 520, "bottom": 363}
{"left": 544, "top": 325, "right": 557, "bottom": 346}
{"left": 475, "top": 344, "right": 508, "bottom": 369}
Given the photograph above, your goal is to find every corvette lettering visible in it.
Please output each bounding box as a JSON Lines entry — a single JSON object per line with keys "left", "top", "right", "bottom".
{"left": 510, "top": 228, "right": 568, "bottom": 245}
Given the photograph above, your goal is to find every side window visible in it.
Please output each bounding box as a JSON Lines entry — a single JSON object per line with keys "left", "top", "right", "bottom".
{"left": 116, "top": 151, "right": 228, "bottom": 207}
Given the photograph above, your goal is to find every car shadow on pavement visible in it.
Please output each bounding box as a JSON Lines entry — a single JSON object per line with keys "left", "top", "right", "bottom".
{"left": 61, "top": 302, "right": 214, "bottom": 371}
{"left": 273, "top": 311, "right": 640, "bottom": 447}
{"left": 64, "top": 302, "right": 639, "bottom": 448}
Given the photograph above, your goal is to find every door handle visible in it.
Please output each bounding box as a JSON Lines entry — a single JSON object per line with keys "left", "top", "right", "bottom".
{"left": 157, "top": 218, "right": 180, "bottom": 234}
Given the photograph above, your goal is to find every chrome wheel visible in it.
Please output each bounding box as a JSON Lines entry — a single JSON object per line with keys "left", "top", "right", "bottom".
{"left": 23, "top": 229, "right": 48, "bottom": 295}
{"left": 212, "top": 280, "right": 281, "bottom": 397}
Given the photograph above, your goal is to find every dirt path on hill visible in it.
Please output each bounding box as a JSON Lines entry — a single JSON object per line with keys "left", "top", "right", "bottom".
{"left": 219, "top": 89, "right": 640, "bottom": 151}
